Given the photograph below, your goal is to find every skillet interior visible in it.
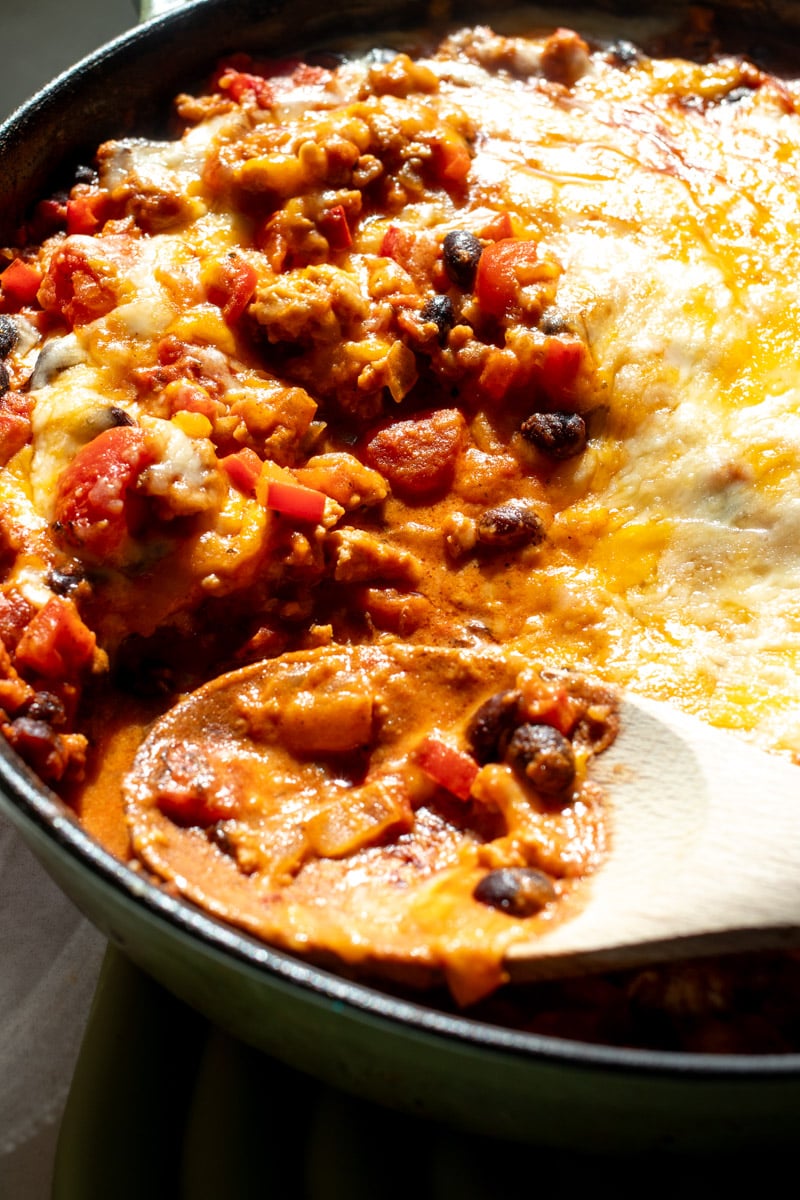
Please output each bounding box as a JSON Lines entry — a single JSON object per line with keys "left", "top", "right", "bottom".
{"left": 2, "top": 0, "right": 800, "bottom": 1150}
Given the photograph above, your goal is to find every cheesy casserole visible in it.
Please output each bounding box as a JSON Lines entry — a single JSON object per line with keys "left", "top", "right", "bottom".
{"left": 1, "top": 21, "right": 799, "bottom": 1043}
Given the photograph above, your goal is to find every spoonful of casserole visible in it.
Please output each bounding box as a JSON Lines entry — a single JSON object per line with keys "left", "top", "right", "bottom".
{"left": 123, "top": 642, "right": 800, "bottom": 1005}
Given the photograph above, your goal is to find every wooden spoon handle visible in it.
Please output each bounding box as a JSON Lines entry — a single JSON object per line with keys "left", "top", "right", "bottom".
{"left": 508, "top": 698, "right": 800, "bottom": 980}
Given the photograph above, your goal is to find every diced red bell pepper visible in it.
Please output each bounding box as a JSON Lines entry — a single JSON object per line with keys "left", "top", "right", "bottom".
{"left": 1, "top": 259, "right": 43, "bottom": 307}
{"left": 220, "top": 448, "right": 263, "bottom": 497}
{"left": 266, "top": 479, "right": 327, "bottom": 524}
{"left": 416, "top": 735, "right": 479, "bottom": 801}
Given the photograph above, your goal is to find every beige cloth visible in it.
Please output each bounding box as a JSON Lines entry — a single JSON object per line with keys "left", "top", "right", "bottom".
{"left": 0, "top": 811, "right": 105, "bottom": 1198}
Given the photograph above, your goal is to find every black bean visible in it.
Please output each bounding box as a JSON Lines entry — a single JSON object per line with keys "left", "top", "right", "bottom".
{"left": 476, "top": 503, "right": 546, "bottom": 550}
{"left": 0, "top": 363, "right": 9, "bottom": 398}
{"left": 6, "top": 716, "right": 68, "bottom": 781}
{"left": 720, "top": 86, "right": 754, "bottom": 105}
{"left": 505, "top": 723, "right": 576, "bottom": 796}
{"left": 0, "top": 315, "right": 19, "bottom": 359}
{"left": 473, "top": 867, "right": 556, "bottom": 916}
{"left": 606, "top": 40, "right": 642, "bottom": 69}
{"left": 520, "top": 410, "right": 587, "bottom": 460}
{"left": 207, "top": 822, "right": 237, "bottom": 855}
{"left": 442, "top": 229, "right": 483, "bottom": 289}
{"left": 73, "top": 164, "right": 97, "bottom": 185}
{"left": 466, "top": 690, "right": 521, "bottom": 764}
{"left": 420, "top": 294, "right": 455, "bottom": 342}
{"left": 47, "top": 565, "right": 86, "bottom": 596}
{"left": 539, "top": 306, "right": 570, "bottom": 335}
{"left": 21, "top": 691, "right": 66, "bottom": 726}
{"left": 364, "top": 47, "right": 402, "bottom": 65}
{"left": 107, "top": 406, "right": 136, "bottom": 427}
{"left": 81, "top": 406, "right": 136, "bottom": 441}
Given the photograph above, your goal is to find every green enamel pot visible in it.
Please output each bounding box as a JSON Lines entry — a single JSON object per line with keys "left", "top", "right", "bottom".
{"left": 2, "top": 0, "right": 800, "bottom": 1162}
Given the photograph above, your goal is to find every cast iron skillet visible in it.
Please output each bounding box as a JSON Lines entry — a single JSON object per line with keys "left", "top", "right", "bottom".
{"left": 2, "top": 0, "right": 800, "bottom": 1154}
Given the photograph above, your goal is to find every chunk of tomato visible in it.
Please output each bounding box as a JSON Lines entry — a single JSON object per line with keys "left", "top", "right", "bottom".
{"left": 205, "top": 255, "right": 259, "bottom": 323}
{"left": 361, "top": 408, "right": 466, "bottom": 500}
{"left": 38, "top": 237, "right": 118, "bottom": 327}
{"left": 14, "top": 596, "right": 96, "bottom": 679}
{"left": 54, "top": 425, "right": 156, "bottom": 560}
{"left": 475, "top": 238, "right": 539, "bottom": 319}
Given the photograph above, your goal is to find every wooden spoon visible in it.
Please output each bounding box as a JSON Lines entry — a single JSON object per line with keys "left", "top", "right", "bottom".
{"left": 507, "top": 695, "right": 800, "bottom": 981}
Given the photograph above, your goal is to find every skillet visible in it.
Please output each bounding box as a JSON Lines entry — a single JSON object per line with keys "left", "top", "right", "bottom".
{"left": 1, "top": 0, "right": 800, "bottom": 1153}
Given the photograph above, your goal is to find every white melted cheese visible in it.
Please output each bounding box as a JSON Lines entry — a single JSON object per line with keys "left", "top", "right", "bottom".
{"left": 29, "top": 363, "right": 121, "bottom": 519}
{"left": 440, "top": 49, "right": 800, "bottom": 752}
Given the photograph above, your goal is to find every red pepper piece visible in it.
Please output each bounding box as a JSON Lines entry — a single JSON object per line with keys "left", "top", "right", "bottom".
{"left": 1, "top": 259, "right": 43, "bottom": 307}
{"left": 416, "top": 735, "right": 479, "bottom": 801}
{"left": 220, "top": 448, "right": 262, "bottom": 497}
{"left": 266, "top": 479, "right": 327, "bottom": 524}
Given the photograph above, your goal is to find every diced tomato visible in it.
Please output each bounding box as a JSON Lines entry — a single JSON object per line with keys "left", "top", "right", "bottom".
{"left": 154, "top": 742, "right": 239, "bottom": 827}
{"left": 14, "top": 596, "right": 96, "bottom": 680}
{"left": 205, "top": 255, "right": 259, "bottom": 323}
{"left": 416, "top": 735, "right": 479, "bottom": 801}
{"left": 380, "top": 225, "right": 440, "bottom": 286}
{"left": 475, "top": 238, "right": 539, "bottom": 319}
{"left": 535, "top": 336, "right": 587, "bottom": 402}
{"left": 212, "top": 54, "right": 327, "bottom": 108}
{"left": 266, "top": 479, "right": 327, "bottom": 524}
{"left": 54, "top": 425, "right": 156, "bottom": 560}
{"left": 479, "top": 349, "right": 520, "bottom": 402}
{"left": 214, "top": 55, "right": 276, "bottom": 108}
{"left": 290, "top": 63, "right": 329, "bottom": 87}
{"left": 0, "top": 589, "right": 35, "bottom": 651}
{"left": 157, "top": 784, "right": 239, "bottom": 828}
{"left": 1, "top": 259, "right": 43, "bottom": 307}
{"left": 381, "top": 224, "right": 414, "bottom": 262}
{"left": 361, "top": 408, "right": 466, "bottom": 500}
{"left": 319, "top": 205, "right": 352, "bottom": 251}
{"left": 38, "top": 238, "right": 118, "bottom": 327}
{"left": 429, "top": 131, "right": 472, "bottom": 185}
{"left": 481, "top": 211, "right": 514, "bottom": 240}
{"left": 0, "top": 392, "right": 33, "bottom": 466}
{"left": 161, "top": 380, "right": 217, "bottom": 419}
{"left": 66, "top": 190, "right": 110, "bottom": 237}
{"left": 220, "top": 448, "right": 263, "bottom": 497}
